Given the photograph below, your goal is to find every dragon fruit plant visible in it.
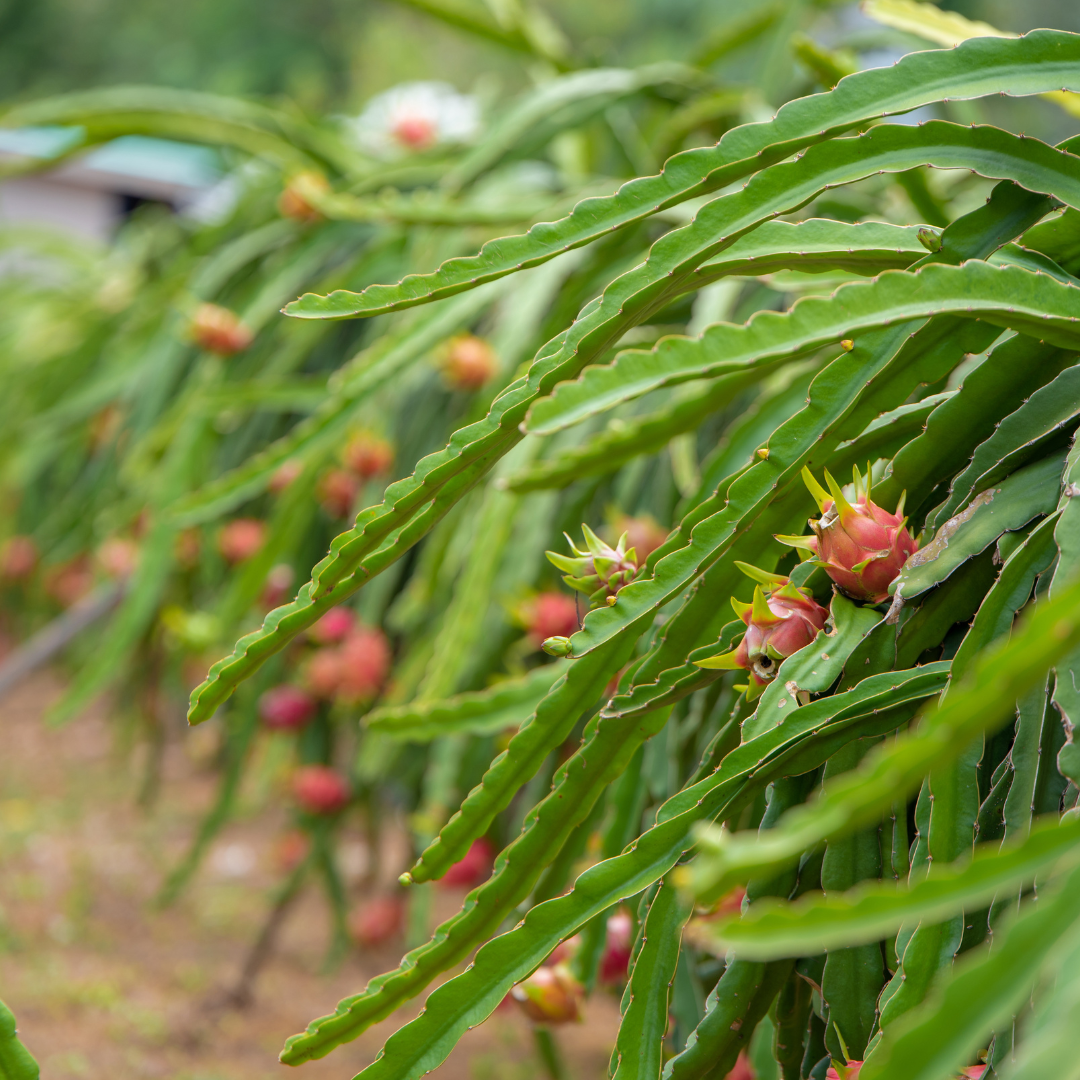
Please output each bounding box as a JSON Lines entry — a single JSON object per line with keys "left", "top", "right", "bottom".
{"left": 4, "top": 4, "right": 1080, "bottom": 1080}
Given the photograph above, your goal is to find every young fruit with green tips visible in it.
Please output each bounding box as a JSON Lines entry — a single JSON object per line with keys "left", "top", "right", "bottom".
{"left": 695, "top": 563, "right": 828, "bottom": 699}
{"left": 546, "top": 525, "right": 640, "bottom": 609}
{"left": 776, "top": 467, "right": 917, "bottom": 603}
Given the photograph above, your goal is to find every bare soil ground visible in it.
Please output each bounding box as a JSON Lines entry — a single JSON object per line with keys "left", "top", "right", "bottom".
{"left": 0, "top": 671, "right": 620, "bottom": 1079}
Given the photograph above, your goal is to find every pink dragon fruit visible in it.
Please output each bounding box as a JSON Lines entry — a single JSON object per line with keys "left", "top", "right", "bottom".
{"left": 258, "top": 685, "right": 317, "bottom": 730}
{"left": 776, "top": 467, "right": 917, "bottom": 604}
{"left": 694, "top": 563, "right": 828, "bottom": 699}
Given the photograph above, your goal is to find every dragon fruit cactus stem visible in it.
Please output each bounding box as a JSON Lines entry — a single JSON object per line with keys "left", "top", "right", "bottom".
{"left": 694, "top": 562, "right": 828, "bottom": 700}
{"left": 545, "top": 525, "right": 640, "bottom": 610}
{"left": 776, "top": 466, "right": 918, "bottom": 603}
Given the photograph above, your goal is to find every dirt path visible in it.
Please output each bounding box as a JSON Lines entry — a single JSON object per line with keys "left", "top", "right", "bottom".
{"left": 0, "top": 672, "right": 620, "bottom": 1079}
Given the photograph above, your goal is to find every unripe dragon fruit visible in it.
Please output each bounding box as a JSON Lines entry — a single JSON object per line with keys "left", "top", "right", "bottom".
{"left": 546, "top": 525, "right": 640, "bottom": 610}
{"left": 342, "top": 431, "right": 394, "bottom": 480}
{"left": 511, "top": 963, "right": 584, "bottom": 1024}
{"left": 695, "top": 563, "right": 828, "bottom": 700}
{"left": 259, "top": 685, "right": 317, "bottom": 730}
{"left": 293, "top": 765, "right": 351, "bottom": 815}
{"left": 776, "top": 467, "right": 917, "bottom": 604}
{"left": 278, "top": 170, "right": 330, "bottom": 223}
{"left": 190, "top": 302, "right": 253, "bottom": 356}
{"left": 440, "top": 334, "right": 497, "bottom": 390}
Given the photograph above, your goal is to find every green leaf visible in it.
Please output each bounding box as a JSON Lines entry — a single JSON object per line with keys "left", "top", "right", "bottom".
{"left": 527, "top": 260, "right": 1080, "bottom": 435}
{"left": 365, "top": 663, "right": 568, "bottom": 741}
{"left": 860, "top": 859, "right": 1080, "bottom": 1080}
{"left": 687, "top": 815, "right": 1080, "bottom": 960}
{"left": 0, "top": 1000, "right": 39, "bottom": 1080}
{"left": 683, "top": 575, "right": 1080, "bottom": 902}
{"left": 0, "top": 85, "right": 342, "bottom": 173}
{"left": 282, "top": 665, "right": 944, "bottom": 1069}
{"left": 282, "top": 31, "right": 1080, "bottom": 318}
{"left": 612, "top": 878, "right": 690, "bottom": 1080}
{"left": 935, "top": 362, "right": 1080, "bottom": 525}
{"left": 889, "top": 449, "right": 1067, "bottom": 604}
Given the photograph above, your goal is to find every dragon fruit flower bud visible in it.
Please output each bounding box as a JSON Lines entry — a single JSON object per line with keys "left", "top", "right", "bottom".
{"left": 776, "top": 467, "right": 917, "bottom": 604}
{"left": 292, "top": 765, "right": 351, "bottom": 815}
{"left": 190, "top": 303, "right": 253, "bottom": 356}
{"left": 546, "top": 525, "right": 640, "bottom": 609}
{"left": 694, "top": 563, "right": 828, "bottom": 700}
{"left": 511, "top": 963, "right": 584, "bottom": 1024}
{"left": 259, "top": 685, "right": 317, "bottom": 730}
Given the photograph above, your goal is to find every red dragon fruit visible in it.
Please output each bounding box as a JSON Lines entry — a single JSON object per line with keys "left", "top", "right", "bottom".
{"left": 520, "top": 591, "right": 579, "bottom": 647}
{"left": 440, "top": 334, "right": 497, "bottom": 390}
{"left": 292, "top": 765, "right": 351, "bottom": 815}
{"left": 438, "top": 837, "right": 495, "bottom": 888}
{"left": 776, "top": 467, "right": 917, "bottom": 604}
{"left": 217, "top": 518, "right": 266, "bottom": 564}
{"left": 0, "top": 536, "right": 38, "bottom": 581}
{"left": 350, "top": 893, "right": 405, "bottom": 947}
{"left": 510, "top": 963, "right": 585, "bottom": 1024}
{"left": 599, "top": 908, "right": 634, "bottom": 984}
{"left": 694, "top": 563, "right": 828, "bottom": 700}
{"left": 259, "top": 685, "right": 317, "bottom": 730}
{"left": 309, "top": 606, "right": 356, "bottom": 645}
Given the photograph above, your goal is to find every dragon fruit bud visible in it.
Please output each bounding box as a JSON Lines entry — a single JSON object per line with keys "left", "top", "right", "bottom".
{"left": 511, "top": 963, "right": 584, "bottom": 1024}
{"left": 292, "top": 765, "right": 350, "bottom": 815}
{"left": 546, "top": 525, "right": 640, "bottom": 609}
{"left": 694, "top": 563, "right": 828, "bottom": 699}
{"left": 776, "top": 467, "right": 917, "bottom": 604}
{"left": 259, "top": 685, "right": 317, "bottom": 730}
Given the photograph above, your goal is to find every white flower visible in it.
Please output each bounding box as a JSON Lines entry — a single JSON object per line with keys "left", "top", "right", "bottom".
{"left": 350, "top": 81, "right": 481, "bottom": 158}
